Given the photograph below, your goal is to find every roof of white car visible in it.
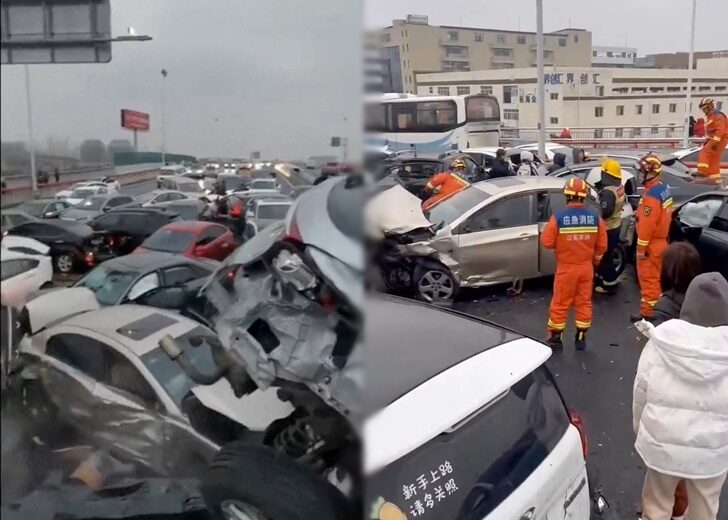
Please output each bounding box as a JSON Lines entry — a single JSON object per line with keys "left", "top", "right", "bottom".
{"left": 1, "top": 250, "right": 43, "bottom": 262}
{"left": 472, "top": 175, "right": 568, "bottom": 196}
{"left": 53, "top": 305, "right": 202, "bottom": 357}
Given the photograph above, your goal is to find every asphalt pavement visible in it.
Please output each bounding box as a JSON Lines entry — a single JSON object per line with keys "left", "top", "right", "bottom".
{"left": 453, "top": 267, "right": 727, "bottom": 517}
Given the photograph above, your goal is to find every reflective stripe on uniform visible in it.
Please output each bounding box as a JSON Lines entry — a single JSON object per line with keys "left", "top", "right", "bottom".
{"left": 594, "top": 255, "right": 604, "bottom": 261}
{"left": 425, "top": 182, "right": 434, "bottom": 189}
{"left": 713, "top": 136, "right": 722, "bottom": 142}
{"left": 547, "top": 320, "right": 566, "bottom": 331}
{"left": 697, "top": 163, "right": 710, "bottom": 168}
{"left": 662, "top": 197, "right": 673, "bottom": 208}
{"left": 637, "top": 238, "right": 650, "bottom": 247}
{"left": 575, "top": 320, "right": 591, "bottom": 329}
{"left": 641, "top": 298, "right": 658, "bottom": 306}
{"left": 559, "top": 226, "right": 598, "bottom": 234}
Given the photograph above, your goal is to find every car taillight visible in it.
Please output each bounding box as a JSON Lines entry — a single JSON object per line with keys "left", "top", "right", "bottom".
{"left": 570, "top": 410, "right": 588, "bottom": 458}
{"left": 84, "top": 251, "right": 95, "bottom": 267}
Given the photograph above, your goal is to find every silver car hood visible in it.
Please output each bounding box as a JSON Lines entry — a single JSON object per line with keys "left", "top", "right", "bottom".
{"left": 365, "top": 184, "right": 432, "bottom": 239}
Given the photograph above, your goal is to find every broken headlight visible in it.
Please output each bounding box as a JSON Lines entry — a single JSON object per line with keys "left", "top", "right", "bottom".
{"left": 272, "top": 249, "right": 317, "bottom": 291}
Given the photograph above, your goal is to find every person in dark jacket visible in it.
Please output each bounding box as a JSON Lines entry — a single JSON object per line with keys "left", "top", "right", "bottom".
{"left": 650, "top": 241, "right": 701, "bottom": 326}
{"left": 488, "top": 148, "right": 513, "bottom": 178}
{"left": 547, "top": 152, "right": 567, "bottom": 173}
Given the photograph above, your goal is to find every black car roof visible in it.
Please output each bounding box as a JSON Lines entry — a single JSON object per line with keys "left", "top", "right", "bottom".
{"left": 366, "top": 294, "right": 521, "bottom": 411}
{"left": 100, "top": 252, "right": 209, "bottom": 272}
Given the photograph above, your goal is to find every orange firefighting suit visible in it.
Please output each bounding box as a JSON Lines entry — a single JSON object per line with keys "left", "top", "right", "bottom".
{"left": 421, "top": 171, "right": 470, "bottom": 210}
{"left": 541, "top": 203, "right": 608, "bottom": 334}
{"left": 697, "top": 109, "right": 728, "bottom": 178}
{"left": 636, "top": 179, "right": 673, "bottom": 316}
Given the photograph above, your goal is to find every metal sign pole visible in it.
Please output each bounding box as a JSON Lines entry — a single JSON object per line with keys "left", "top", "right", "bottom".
{"left": 536, "top": 0, "right": 546, "bottom": 159}
{"left": 682, "top": 0, "right": 697, "bottom": 148}
{"left": 133, "top": 129, "right": 138, "bottom": 150}
{"left": 161, "top": 69, "right": 168, "bottom": 164}
{"left": 24, "top": 64, "right": 38, "bottom": 194}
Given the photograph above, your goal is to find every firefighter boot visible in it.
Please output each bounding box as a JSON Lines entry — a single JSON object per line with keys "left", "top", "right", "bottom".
{"left": 546, "top": 331, "right": 563, "bottom": 349}
{"left": 575, "top": 329, "right": 588, "bottom": 351}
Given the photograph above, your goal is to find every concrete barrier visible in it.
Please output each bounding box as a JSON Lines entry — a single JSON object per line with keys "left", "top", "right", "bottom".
{"left": 1, "top": 163, "right": 162, "bottom": 207}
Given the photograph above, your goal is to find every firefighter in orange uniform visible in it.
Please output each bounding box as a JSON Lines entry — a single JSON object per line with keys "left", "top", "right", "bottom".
{"left": 541, "top": 178, "right": 607, "bottom": 350}
{"left": 696, "top": 98, "right": 728, "bottom": 179}
{"left": 421, "top": 159, "right": 471, "bottom": 211}
{"left": 632, "top": 153, "right": 673, "bottom": 320}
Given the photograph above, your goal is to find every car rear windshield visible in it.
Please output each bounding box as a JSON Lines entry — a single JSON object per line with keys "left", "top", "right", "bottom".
{"left": 18, "top": 202, "right": 47, "bottom": 218}
{"left": 75, "top": 266, "right": 140, "bottom": 306}
{"left": 426, "top": 187, "right": 490, "bottom": 226}
{"left": 367, "top": 366, "right": 570, "bottom": 520}
{"left": 222, "top": 176, "right": 245, "bottom": 191}
{"left": 257, "top": 204, "right": 291, "bottom": 220}
{"left": 71, "top": 188, "right": 95, "bottom": 199}
{"left": 78, "top": 197, "right": 105, "bottom": 211}
{"left": 178, "top": 183, "right": 202, "bottom": 193}
{"left": 144, "top": 229, "right": 196, "bottom": 253}
{"left": 251, "top": 179, "right": 276, "bottom": 190}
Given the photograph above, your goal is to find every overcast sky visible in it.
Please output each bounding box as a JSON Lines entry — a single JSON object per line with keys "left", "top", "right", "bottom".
{"left": 365, "top": 0, "right": 728, "bottom": 54}
{"left": 1, "top": 0, "right": 362, "bottom": 159}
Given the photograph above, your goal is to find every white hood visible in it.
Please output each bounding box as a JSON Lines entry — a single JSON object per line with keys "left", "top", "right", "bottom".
{"left": 365, "top": 184, "right": 432, "bottom": 239}
{"left": 633, "top": 319, "right": 728, "bottom": 478}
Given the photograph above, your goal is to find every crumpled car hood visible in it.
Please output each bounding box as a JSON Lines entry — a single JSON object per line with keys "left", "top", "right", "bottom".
{"left": 365, "top": 184, "right": 432, "bottom": 239}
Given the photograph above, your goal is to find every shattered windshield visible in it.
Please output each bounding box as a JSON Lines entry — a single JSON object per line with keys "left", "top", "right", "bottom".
{"left": 74, "top": 267, "right": 140, "bottom": 305}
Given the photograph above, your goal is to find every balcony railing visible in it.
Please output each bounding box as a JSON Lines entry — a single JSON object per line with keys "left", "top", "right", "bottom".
{"left": 491, "top": 54, "right": 514, "bottom": 64}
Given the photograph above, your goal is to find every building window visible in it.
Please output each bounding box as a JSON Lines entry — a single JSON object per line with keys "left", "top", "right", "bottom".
{"left": 480, "top": 85, "right": 493, "bottom": 95}
{"left": 612, "top": 87, "right": 628, "bottom": 94}
{"left": 698, "top": 86, "right": 711, "bottom": 92}
{"left": 406, "top": 43, "right": 409, "bottom": 52}
{"left": 550, "top": 117, "right": 559, "bottom": 124}
{"left": 607, "top": 51, "right": 613, "bottom": 57}
{"left": 381, "top": 34, "right": 390, "bottom": 43}
{"left": 667, "top": 86, "right": 681, "bottom": 92}
{"left": 474, "top": 33, "right": 483, "bottom": 42}
{"left": 550, "top": 92, "right": 558, "bottom": 100}
{"left": 496, "top": 34, "right": 506, "bottom": 45}
{"left": 594, "top": 129, "right": 604, "bottom": 138}
{"left": 595, "top": 107, "right": 604, "bottom": 118}
{"left": 503, "top": 85, "right": 516, "bottom": 104}
{"left": 632, "top": 87, "right": 647, "bottom": 93}
{"left": 558, "top": 38, "right": 567, "bottom": 47}
{"left": 447, "top": 31, "right": 459, "bottom": 41}
{"left": 651, "top": 126, "right": 659, "bottom": 135}
{"left": 652, "top": 104, "right": 660, "bottom": 114}
{"left": 615, "top": 128, "right": 624, "bottom": 138}
{"left": 632, "top": 128, "right": 642, "bottom": 137}
{"left": 405, "top": 30, "right": 408, "bottom": 37}
{"left": 636, "top": 104, "right": 643, "bottom": 115}
{"left": 715, "top": 86, "right": 726, "bottom": 92}
{"left": 499, "top": 63, "right": 514, "bottom": 69}
{"left": 669, "top": 103, "right": 677, "bottom": 113}
{"left": 517, "top": 35, "right": 526, "bottom": 44}
{"left": 596, "top": 86, "right": 604, "bottom": 97}
{"left": 437, "top": 87, "right": 450, "bottom": 95}
{"left": 457, "top": 86, "right": 471, "bottom": 95}
{"left": 718, "top": 101, "right": 724, "bottom": 110}
{"left": 503, "top": 109, "right": 519, "bottom": 120}
{"left": 574, "top": 34, "right": 579, "bottom": 42}
{"left": 592, "top": 51, "right": 597, "bottom": 57}
{"left": 649, "top": 87, "right": 664, "bottom": 93}
{"left": 493, "top": 48, "right": 512, "bottom": 56}
{"left": 616, "top": 105, "right": 625, "bottom": 116}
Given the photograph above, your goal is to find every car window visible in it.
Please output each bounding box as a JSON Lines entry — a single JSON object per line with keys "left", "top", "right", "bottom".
{"left": 162, "top": 265, "right": 197, "bottom": 286}
{"left": 127, "top": 272, "right": 161, "bottom": 300}
{"left": 168, "top": 192, "right": 188, "bottom": 201}
{"left": 145, "top": 229, "right": 196, "bottom": 252}
{"left": 678, "top": 197, "right": 725, "bottom": 228}
{"left": 368, "top": 366, "right": 569, "bottom": 520}
{"left": 105, "top": 347, "right": 160, "bottom": 408}
{"left": 74, "top": 266, "right": 140, "bottom": 306}
{"left": 93, "top": 213, "right": 121, "bottom": 229}
{"left": 52, "top": 201, "right": 69, "bottom": 212}
{"left": 196, "top": 228, "right": 219, "bottom": 246}
{"left": 426, "top": 187, "right": 491, "bottom": 227}
{"left": 458, "top": 194, "right": 535, "bottom": 233}
{"left": 154, "top": 193, "right": 170, "bottom": 203}
{"left": 46, "top": 333, "right": 107, "bottom": 381}
{"left": 1, "top": 258, "right": 38, "bottom": 281}
{"left": 708, "top": 201, "right": 728, "bottom": 233}
{"left": 107, "top": 197, "right": 132, "bottom": 208}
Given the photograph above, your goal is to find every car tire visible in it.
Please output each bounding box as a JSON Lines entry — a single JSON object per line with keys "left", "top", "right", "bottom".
{"left": 201, "top": 442, "right": 351, "bottom": 520}
{"left": 414, "top": 264, "right": 458, "bottom": 303}
{"left": 53, "top": 253, "right": 75, "bottom": 274}
{"left": 613, "top": 243, "right": 627, "bottom": 277}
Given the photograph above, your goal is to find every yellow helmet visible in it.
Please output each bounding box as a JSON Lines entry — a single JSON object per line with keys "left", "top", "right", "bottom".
{"left": 698, "top": 97, "right": 714, "bottom": 111}
{"left": 601, "top": 159, "right": 622, "bottom": 179}
{"left": 451, "top": 158, "right": 466, "bottom": 170}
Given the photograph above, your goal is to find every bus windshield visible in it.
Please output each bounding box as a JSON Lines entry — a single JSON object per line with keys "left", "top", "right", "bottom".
{"left": 465, "top": 96, "right": 500, "bottom": 122}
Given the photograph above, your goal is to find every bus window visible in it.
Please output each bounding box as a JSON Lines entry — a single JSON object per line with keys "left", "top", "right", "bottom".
{"left": 365, "top": 103, "right": 387, "bottom": 132}
{"left": 466, "top": 96, "right": 500, "bottom": 121}
{"left": 396, "top": 112, "right": 415, "bottom": 130}
{"left": 418, "top": 101, "right": 456, "bottom": 130}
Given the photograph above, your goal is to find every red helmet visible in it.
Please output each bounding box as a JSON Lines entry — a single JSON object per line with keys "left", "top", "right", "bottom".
{"left": 563, "top": 177, "right": 588, "bottom": 199}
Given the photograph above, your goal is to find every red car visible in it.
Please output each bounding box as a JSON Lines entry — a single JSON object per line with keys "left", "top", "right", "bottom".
{"left": 134, "top": 221, "right": 238, "bottom": 261}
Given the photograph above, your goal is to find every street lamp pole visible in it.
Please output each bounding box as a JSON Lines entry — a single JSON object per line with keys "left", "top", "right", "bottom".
{"left": 682, "top": 0, "right": 697, "bottom": 148}
{"left": 161, "top": 68, "right": 168, "bottom": 165}
{"left": 24, "top": 64, "right": 38, "bottom": 194}
{"left": 536, "top": 0, "right": 546, "bottom": 160}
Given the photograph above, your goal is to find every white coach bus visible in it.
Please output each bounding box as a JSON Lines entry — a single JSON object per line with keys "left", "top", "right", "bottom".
{"left": 365, "top": 93, "right": 501, "bottom": 155}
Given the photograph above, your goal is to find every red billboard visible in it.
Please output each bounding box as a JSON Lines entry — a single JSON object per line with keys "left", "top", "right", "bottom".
{"left": 120, "top": 109, "right": 150, "bottom": 131}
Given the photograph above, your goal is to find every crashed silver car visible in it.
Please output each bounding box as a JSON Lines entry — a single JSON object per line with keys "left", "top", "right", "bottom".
{"left": 374, "top": 176, "right": 634, "bottom": 302}
{"left": 12, "top": 288, "right": 294, "bottom": 478}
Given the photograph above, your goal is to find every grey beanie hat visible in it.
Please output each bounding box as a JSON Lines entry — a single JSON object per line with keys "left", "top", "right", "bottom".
{"left": 679, "top": 272, "right": 728, "bottom": 327}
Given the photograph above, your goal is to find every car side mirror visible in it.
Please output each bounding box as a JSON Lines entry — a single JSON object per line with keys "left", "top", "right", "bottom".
{"left": 103, "top": 206, "right": 111, "bottom": 212}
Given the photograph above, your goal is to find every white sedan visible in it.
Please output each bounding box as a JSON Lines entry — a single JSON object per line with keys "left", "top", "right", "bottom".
{"left": 1, "top": 246, "right": 53, "bottom": 309}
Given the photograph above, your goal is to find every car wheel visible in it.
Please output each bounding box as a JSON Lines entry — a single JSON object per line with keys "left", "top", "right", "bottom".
{"left": 201, "top": 442, "right": 351, "bottom": 520}
{"left": 414, "top": 265, "right": 457, "bottom": 303}
{"left": 54, "top": 254, "right": 74, "bottom": 273}
{"left": 613, "top": 243, "right": 627, "bottom": 277}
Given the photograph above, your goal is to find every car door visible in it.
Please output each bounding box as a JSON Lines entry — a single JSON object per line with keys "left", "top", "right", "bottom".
{"left": 193, "top": 228, "right": 220, "bottom": 259}
{"left": 695, "top": 199, "right": 728, "bottom": 278}
{"left": 205, "top": 225, "right": 236, "bottom": 260}
{"left": 38, "top": 332, "right": 165, "bottom": 471}
{"left": 453, "top": 193, "right": 539, "bottom": 285}
{"left": 0, "top": 258, "right": 40, "bottom": 309}
{"left": 536, "top": 191, "right": 567, "bottom": 275}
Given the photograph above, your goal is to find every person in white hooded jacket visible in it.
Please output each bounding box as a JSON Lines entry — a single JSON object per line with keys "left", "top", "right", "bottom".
{"left": 633, "top": 272, "right": 728, "bottom": 520}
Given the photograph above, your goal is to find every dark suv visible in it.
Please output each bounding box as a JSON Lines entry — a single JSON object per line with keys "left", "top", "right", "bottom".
{"left": 89, "top": 207, "right": 181, "bottom": 259}
{"left": 377, "top": 154, "right": 485, "bottom": 196}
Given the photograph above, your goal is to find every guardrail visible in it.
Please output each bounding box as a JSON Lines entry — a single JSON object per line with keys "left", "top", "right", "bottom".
{"left": 1, "top": 162, "right": 163, "bottom": 207}
{"left": 502, "top": 126, "right": 707, "bottom": 149}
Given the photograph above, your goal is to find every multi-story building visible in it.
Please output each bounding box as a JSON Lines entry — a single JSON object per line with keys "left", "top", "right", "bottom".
{"left": 635, "top": 50, "right": 728, "bottom": 69}
{"left": 414, "top": 66, "right": 728, "bottom": 132}
{"left": 377, "top": 15, "right": 592, "bottom": 93}
{"left": 591, "top": 46, "right": 637, "bottom": 67}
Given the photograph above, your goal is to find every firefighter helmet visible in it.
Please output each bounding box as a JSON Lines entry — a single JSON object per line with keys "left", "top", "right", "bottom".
{"left": 601, "top": 159, "right": 622, "bottom": 179}
{"left": 698, "top": 98, "right": 715, "bottom": 111}
{"left": 450, "top": 158, "right": 467, "bottom": 171}
{"left": 638, "top": 153, "right": 663, "bottom": 184}
{"left": 563, "top": 177, "right": 588, "bottom": 199}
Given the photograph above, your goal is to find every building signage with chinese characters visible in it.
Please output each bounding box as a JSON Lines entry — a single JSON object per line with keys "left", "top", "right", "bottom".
{"left": 544, "top": 72, "right": 601, "bottom": 85}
